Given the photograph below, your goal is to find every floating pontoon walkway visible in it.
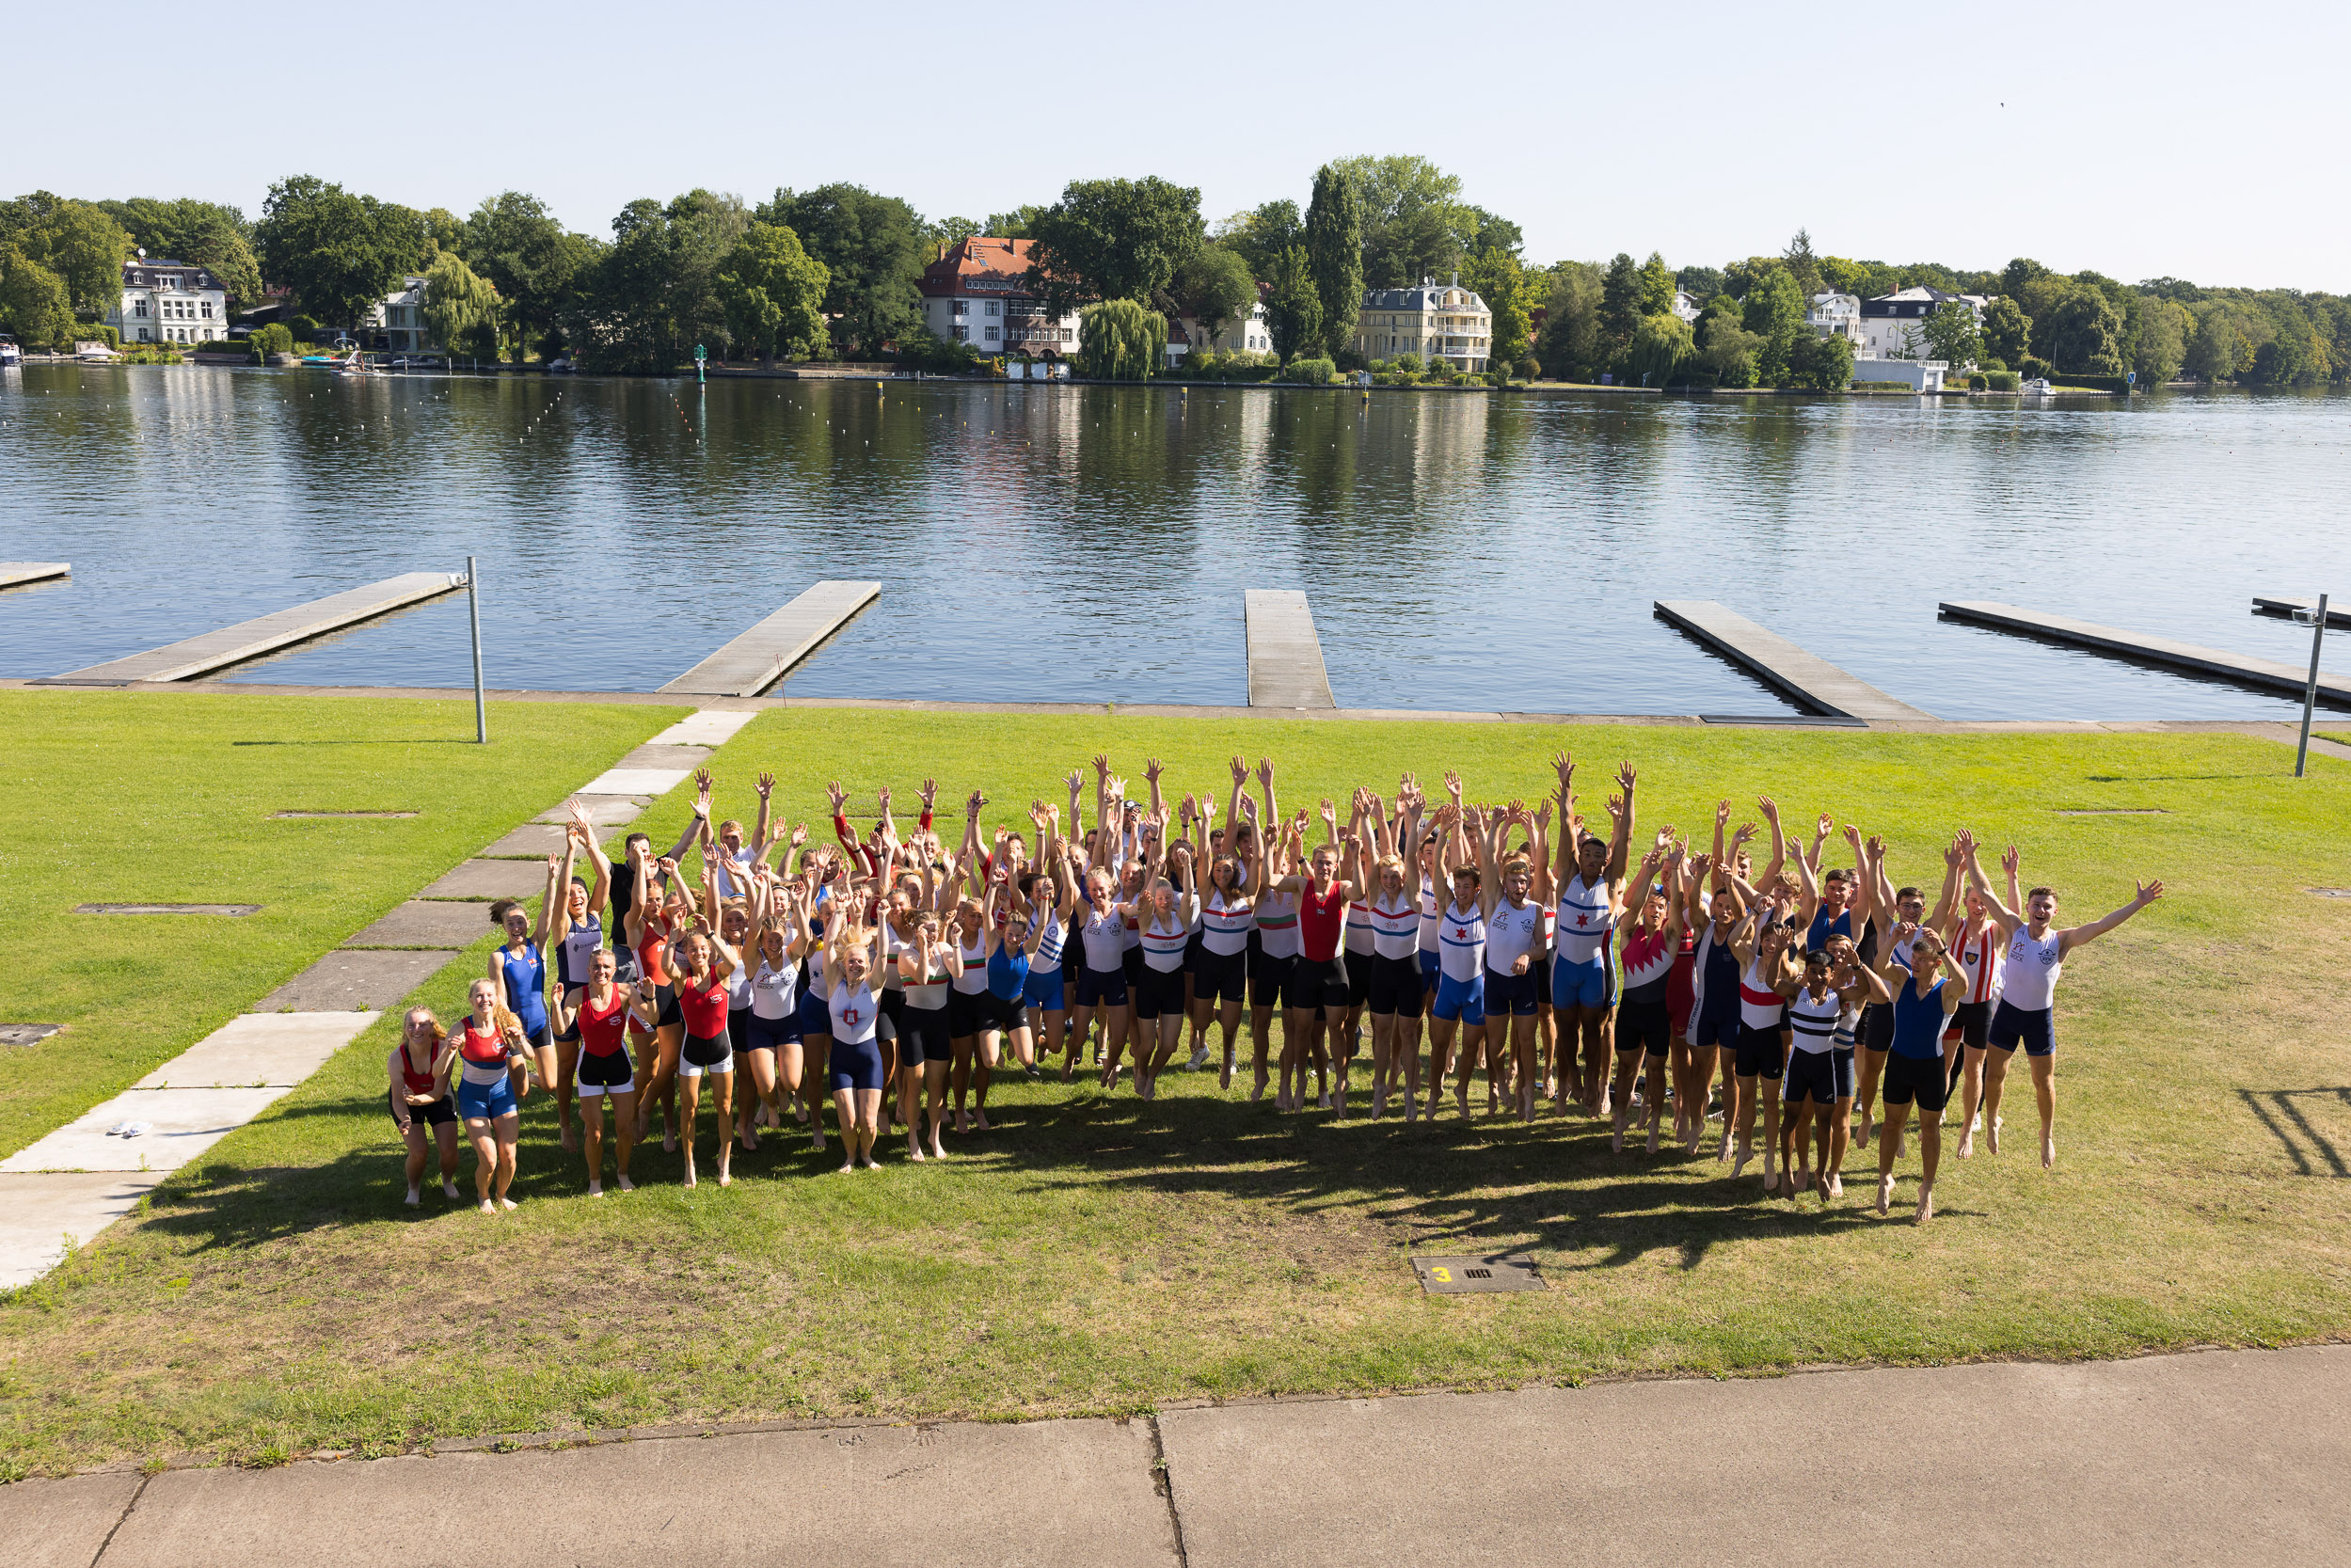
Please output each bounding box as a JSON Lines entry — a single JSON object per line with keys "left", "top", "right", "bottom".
{"left": 1654, "top": 600, "right": 1931, "bottom": 721}
{"left": 0, "top": 562, "right": 70, "bottom": 589}
{"left": 1941, "top": 600, "right": 2351, "bottom": 704}
{"left": 2252, "top": 594, "right": 2350, "bottom": 629}
{"left": 1245, "top": 590, "right": 1336, "bottom": 708}
{"left": 659, "top": 579, "right": 880, "bottom": 698}
{"left": 45, "top": 572, "right": 465, "bottom": 684}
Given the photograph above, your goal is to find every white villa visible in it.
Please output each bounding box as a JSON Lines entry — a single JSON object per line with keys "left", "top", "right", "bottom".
{"left": 917, "top": 237, "right": 1083, "bottom": 356}
{"left": 1808, "top": 293, "right": 1862, "bottom": 341}
{"left": 107, "top": 253, "right": 227, "bottom": 345}
{"left": 367, "top": 276, "right": 434, "bottom": 353}
{"left": 1858, "top": 285, "right": 1989, "bottom": 360}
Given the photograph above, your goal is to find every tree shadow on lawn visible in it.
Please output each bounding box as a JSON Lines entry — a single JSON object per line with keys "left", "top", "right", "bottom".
{"left": 2237, "top": 1086, "right": 2351, "bottom": 1178}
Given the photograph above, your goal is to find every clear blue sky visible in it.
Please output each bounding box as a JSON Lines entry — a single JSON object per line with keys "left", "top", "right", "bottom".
{"left": 18, "top": 0, "right": 2349, "bottom": 291}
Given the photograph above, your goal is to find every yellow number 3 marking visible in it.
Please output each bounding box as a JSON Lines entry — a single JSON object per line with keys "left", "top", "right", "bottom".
{"left": 1430, "top": 1267, "right": 1451, "bottom": 1282}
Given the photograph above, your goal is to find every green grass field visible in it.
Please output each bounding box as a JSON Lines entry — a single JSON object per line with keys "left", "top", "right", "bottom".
{"left": 4, "top": 705, "right": 2349, "bottom": 1477}
{"left": 0, "top": 690, "right": 684, "bottom": 1162}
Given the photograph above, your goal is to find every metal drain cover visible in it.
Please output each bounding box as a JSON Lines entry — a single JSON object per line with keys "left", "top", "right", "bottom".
{"left": 1413, "top": 1254, "right": 1546, "bottom": 1294}
{"left": 75, "top": 903, "right": 262, "bottom": 916}
{"left": 2312, "top": 889, "right": 2351, "bottom": 899}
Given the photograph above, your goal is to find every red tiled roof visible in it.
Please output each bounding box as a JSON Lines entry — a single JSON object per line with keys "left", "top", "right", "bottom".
{"left": 919, "top": 236, "right": 1042, "bottom": 298}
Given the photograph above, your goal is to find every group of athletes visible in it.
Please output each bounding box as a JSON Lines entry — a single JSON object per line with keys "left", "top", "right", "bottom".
{"left": 389, "top": 752, "right": 2162, "bottom": 1225}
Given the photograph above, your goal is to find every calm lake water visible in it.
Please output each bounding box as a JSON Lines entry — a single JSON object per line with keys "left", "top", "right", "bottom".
{"left": 1, "top": 363, "right": 2343, "bottom": 720}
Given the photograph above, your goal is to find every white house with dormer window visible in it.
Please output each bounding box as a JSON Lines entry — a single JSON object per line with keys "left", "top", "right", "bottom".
{"left": 108, "top": 252, "right": 229, "bottom": 345}
{"left": 1858, "top": 286, "right": 1988, "bottom": 360}
{"left": 366, "top": 276, "right": 434, "bottom": 353}
{"left": 1351, "top": 274, "right": 1493, "bottom": 372}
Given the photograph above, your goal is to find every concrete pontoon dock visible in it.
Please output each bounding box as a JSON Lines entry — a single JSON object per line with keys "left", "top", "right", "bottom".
{"left": 0, "top": 562, "right": 71, "bottom": 590}
{"left": 659, "top": 579, "right": 880, "bottom": 698}
{"left": 43, "top": 572, "right": 465, "bottom": 684}
{"left": 1941, "top": 601, "right": 2351, "bottom": 705}
{"left": 1245, "top": 589, "right": 1336, "bottom": 708}
{"left": 1654, "top": 600, "right": 1931, "bottom": 721}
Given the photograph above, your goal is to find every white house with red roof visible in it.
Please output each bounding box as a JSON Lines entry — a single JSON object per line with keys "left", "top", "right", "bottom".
{"left": 918, "top": 236, "right": 1082, "bottom": 356}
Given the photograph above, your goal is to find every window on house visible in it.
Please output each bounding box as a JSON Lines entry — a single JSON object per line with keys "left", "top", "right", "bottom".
{"left": 951, "top": 325, "right": 968, "bottom": 341}
{"left": 984, "top": 325, "right": 999, "bottom": 341}
{"left": 986, "top": 300, "right": 1000, "bottom": 316}
{"left": 952, "top": 299, "right": 969, "bottom": 316}
{"left": 138, "top": 327, "right": 151, "bottom": 341}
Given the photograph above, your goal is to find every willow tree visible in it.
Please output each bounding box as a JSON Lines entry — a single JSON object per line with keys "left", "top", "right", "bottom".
{"left": 1077, "top": 298, "right": 1165, "bottom": 380}
{"left": 421, "top": 249, "right": 501, "bottom": 356}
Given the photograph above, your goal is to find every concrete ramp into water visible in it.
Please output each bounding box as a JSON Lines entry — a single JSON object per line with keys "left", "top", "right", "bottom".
{"left": 1655, "top": 600, "right": 1930, "bottom": 721}
{"left": 659, "top": 580, "right": 879, "bottom": 698}
{"left": 1942, "top": 600, "right": 2351, "bottom": 704}
{"left": 1245, "top": 590, "right": 1335, "bottom": 708}
{"left": 45, "top": 573, "right": 464, "bottom": 684}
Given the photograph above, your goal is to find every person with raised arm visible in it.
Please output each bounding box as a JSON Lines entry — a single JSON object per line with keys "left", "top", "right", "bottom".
{"left": 1474, "top": 801, "right": 1544, "bottom": 1120}
{"left": 625, "top": 844, "right": 692, "bottom": 1154}
{"left": 1265, "top": 795, "right": 1358, "bottom": 1112}
{"left": 546, "top": 805, "right": 611, "bottom": 1154}
{"left": 1247, "top": 758, "right": 1303, "bottom": 1104}
{"left": 1130, "top": 813, "right": 1201, "bottom": 1101}
{"left": 818, "top": 896, "right": 889, "bottom": 1171}
{"left": 1851, "top": 832, "right": 1928, "bottom": 1151}
{"left": 1681, "top": 805, "right": 1750, "bottom": 1155}
{"left": 1724, "top": 871, "right": 1802, "bottom": 1188}
{"left": 734, "top": 863, "right": 813, "bottom": 1155}
{"left": 663, "top": 850, "right": 744, "bottom": 1189}
{"left": 548, "top": 945, "right": 657, "bottom": 1196}
{"left": 898, "top": 900, "right": 960, "bottom": 1161}
{"left": 388, "top": 1008, "right": 461, "bottom": 1205}
{"left": 1017, "top": 800, "right": 1081, "bottom": 1082}
{"left": 1425, "top": 792, "right": 1489, "bottom": 1120}
{"left": 1938, "top": 832, "right": 2006, "bottom": 1157}
{"left": 1190, "top": 758, "right": 1260, "bottom": 1092}
{"left": 1612, "top": 837, "right": 1690, "bottom": 1153}
{"left": 1964, "top": 838, "right": 2163, "bottom": 1168}
{"left": 1774, "top": 937, "right": 1887, "bottom": 1201}
{"left": 1550, "top": 756, "right": 1637, "bottom": 1117}
{"left": 1364, "top": 784, "right": 1426, "bottom": 1120}
{"left": 1870, "top": 921, "right": 1966, "bottom": 1221}
{"left": 485, "top": 850, "right": 561, "bottom": 1132}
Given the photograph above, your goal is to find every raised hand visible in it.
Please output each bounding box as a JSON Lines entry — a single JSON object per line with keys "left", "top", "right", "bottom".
{"left": 2137, "top": 879, "right": 2165, "bottom": 905}
{"left": 1065, "top": 769, "right": 1084, "bottom": 797}
{"left": 825, "top": 781, "right": 847, "bottom": 812}
{"left": 755, "top": 770, "right": 775, "bottom": 801}
{"left": 1551, "top": 751, "right": 1573, "bottom": 785}
{"left": 693, "top": 771, "right": 714, "bottom": 816}
{"left": 2001, "top": 844, "right": 2022, "bottom": 877}
{"left": 1843, "top": 822, "right": 1864, "bottom": 851}
{"left": 1092, "top": 752, "right": 1111, "bottom": 778}
{"left": 1756, "top": 795, "right": 1779, "bottom": 822}
{"left": 1144, "top": 757, "right": 1164, "bottom": 785}
{"left": 1231, "top": 753, "right": 1249, "bottom": 784}
{"left": 1615, "top": 761, "right": 1638, "bottom": 793}
{"left": 1443, "top": 768, "right": 1464, "bottom": 801}
{"left": 1257, "top": 756, "right": 1276, "bottom": 786}
{"left": 788, "top": 822, "right": 808, "bottom": 848}
{"left": 1715, "top": 799, "right": 1732, "bottom": 828}
{"left": 1816, "top": 810, "right": 1835, "bottom": 839}
{"left": 1731, "top": 821, "right": 1757, "bottom": 848}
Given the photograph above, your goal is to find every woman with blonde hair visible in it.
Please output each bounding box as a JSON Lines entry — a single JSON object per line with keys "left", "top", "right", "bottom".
{"left": 453, "top": 977, "right": 532, "bottom": 1212}
{"left": 387, "top": 1007, "right": 461, "bottom": 1205}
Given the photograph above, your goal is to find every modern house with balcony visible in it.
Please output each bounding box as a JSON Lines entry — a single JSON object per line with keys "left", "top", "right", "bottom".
{"left": 365, "top": 276, "right": 434, "bottom": 353}
{"left": 1808, "top": 292, "right": 1862, "bottom": 342}
{"left": 917, "top": 236, "right": 1082, "bottom": 357}
{"left": 1351, "top": 274, "right": 1493, "bottom": 372}
{"left": 1858, "top": 286, "right": 1989, "bottom": 360}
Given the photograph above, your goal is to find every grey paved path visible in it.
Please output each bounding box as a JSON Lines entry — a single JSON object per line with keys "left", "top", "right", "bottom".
{"left": 8, "top": 1346, "right": 2344, "bottom": 1566}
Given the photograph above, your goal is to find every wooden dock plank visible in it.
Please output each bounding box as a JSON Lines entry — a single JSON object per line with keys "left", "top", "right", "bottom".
{"left": 2252, "top": 594, "right": 2349, "bottom": 629}
{"left": 1245, "top": 590, "right": 1336, "bottom": 708}
{"left": 1654, "top": 600, "right": 1931, "bottom": 721}
{"left": 659, "top": 580, "right": 879, "bottom": 698}
{"left": 1941, "top": 600, "right": 2351, "bottom": 704}
{"left": 48, "top": 573, "right": 464, "bottom": 684}
{"left": 0, "top": 562, "right": 71, "bottom": 589}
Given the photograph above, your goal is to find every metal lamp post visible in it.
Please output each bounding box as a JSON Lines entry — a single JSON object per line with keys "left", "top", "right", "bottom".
{"left": 467, "top": 555, "right": 486, "bottom": 744}
{"left": 2294, "top": 594, "right": 2328, "bottom": 778}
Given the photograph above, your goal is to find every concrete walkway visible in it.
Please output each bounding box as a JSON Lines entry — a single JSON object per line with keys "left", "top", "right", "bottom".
{"left": 0, "top": 705, "right": 759, "bottom": 1291}
{"left": 7, "top": 1345, "right": 2343, "bottom": 1565}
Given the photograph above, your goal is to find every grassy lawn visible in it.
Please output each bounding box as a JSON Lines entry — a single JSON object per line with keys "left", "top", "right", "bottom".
{"left": 4, "top": 710, "right": 2349, "bottom": 1475}
{"left": 0, "top": 690, "right": 685, "bottom": 1163}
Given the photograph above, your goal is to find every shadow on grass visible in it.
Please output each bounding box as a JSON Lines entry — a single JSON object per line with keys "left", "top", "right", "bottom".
{"left": 2238, "top": 1086, "right": 2351, "bottom": 1177}
{"left": 127, "top": 1071, "right": 1973, "bottom": 1270}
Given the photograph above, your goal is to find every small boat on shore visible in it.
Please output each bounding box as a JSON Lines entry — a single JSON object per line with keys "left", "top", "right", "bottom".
{"left": 0, "top": 334, "right": 20, "bottom": 368}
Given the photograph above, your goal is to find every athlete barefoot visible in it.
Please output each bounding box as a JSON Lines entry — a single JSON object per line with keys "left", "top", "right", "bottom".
{"left": 453, "top": 979, "right": 531, "bottom": 1212}
{"left": 1964, "top": 838, "right": 2164, "bottom": 1168}
{"left": 388, "top": 1008, "right": 461, "bottom": 1204}
{"left": 1613, "top": 839, "right": 1691, "bottom": 1153}
{"left": 1776, "top": 942, "right": 1885, "bottom": 1200}
{"left": 550, "top": 946, "right": 655, "bottom": 1195}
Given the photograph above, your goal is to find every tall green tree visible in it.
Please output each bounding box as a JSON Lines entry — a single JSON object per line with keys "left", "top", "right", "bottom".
{"left": 1598, "top": 252, "right": 1642, "bottom": 359}
{"left": 462, "top": 192, "right": 596, "bottom": 361}
{"left": 1696, "top": 298, "right": 1761, "bottom": 388}
{"left": 1076, "top": 298, "right": 1165, "bottom": 379}
{"left": 1741, "top": 269, "right": 1806, "bottom": 383}
{"left": 758, "top": 184, "right": 927, "bottom": 356}
{"left": 1329, "top": 155, "right": 1471, "bottom": 289}
{"left": 2043, "top": 289, "right": 2124, "bottom": 374}
{"left": 1920, "top": 300, "right": 1982, "bottom": 365}
{"left": 1466, "top": 249, "right": 1531, "bottom": 369}
{"left": 2129, "top": 295, "right": 2190, "bottom": 385}
{"left": 1980, "top": 295, "right": 2032, "bottom": 366}
{"left": 96, "top": 198, "right": 262, "bottom": 308}
{"left": 1023, "top": 176, "right": 1204, "bottom": 316}
{"left": 11, "top": 198, "right": 134, "bottom": 317}
{"left": 421, "top": 250, "right": 501, "bottom": 357}
{"left": 1170, "top": 244, "right": 1256, "bottom": 343}
{"left": 1786, "top": 332, "right": 1855, "bottom": 391}
{"left": 0, "top": 243, "right": 75, "bottom": 347}
{"left": 717, "top": 222, "right": 831, "bottom": 364}
{"left": 928, "top": 215, "right": 983, "bottom": 259}
{"left": 1214, "top": 199, "right": 1299, "bottom": 283}
{"left": 1626, "top": 312, "right": 1692, "bottom": 385}
{"left": 1536, "top": 261, "right": 1602, "bottom": 381}
{"left": 1781, "top": 228, "right": 1824, "bottom": 299}
{"left": 982, "top": 205, "right": 1047, "bottom": 239}
{"left": 1263, "top": 245, "right": 1322, "bottom": 363}
{"left": 1304, "top": 164, "right": 1363, "bottom": 360}
{"left": 564, "top": 193, "right": 742, "bottom": 373}
{"left": 1637, "top": 251, "right": 1676, "bottom": 317}
{"left": 255, "top": 175, "right": 418, "bottom": 328}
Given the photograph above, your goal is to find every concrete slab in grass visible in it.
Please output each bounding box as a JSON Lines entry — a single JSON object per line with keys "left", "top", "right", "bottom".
{"left": 105, "top": 1417, "right": 1177, "bottom": 1568}
{"left": 344, "top": 901, "right": 496, "bottom": 949}
{"left": 477, "top": 821, "right": 569, "bottom": 859}
{"left": 615, "top": 741, "right": 710, "bottom": 770}
{"left": 0, "top": 1087, "right": 291, "bottom": 1174}
{"left": 578, "top": 768, "right": 693, "bottom": 797}
{"left": 1155, "top": 1347, "right": 2351, "bottom": 1568}
{"left": 648, "top": 708, "right": 759, "bottom": 746}
{"left": 0, "top": 1470, "right": 143, "bottom": 1568}
{"left": 0, "top": 1172, "right": 167, "bottom": 1290}
{"left": 414, "top": 860, "right": 548, "bottom": 900}
{"left": 533, "top": 794, "right": 648, "bottom": 827}
{"left": 253, "top": 949, "right": 455, "bottom": 1012}
{"left": 134, "top": 1012, "right": 379, "bottom": 1089}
